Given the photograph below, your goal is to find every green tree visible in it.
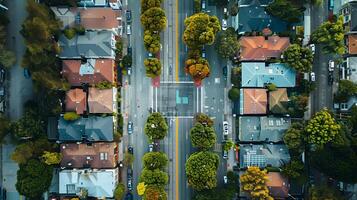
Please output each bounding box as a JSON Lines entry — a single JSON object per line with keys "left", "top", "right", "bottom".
{"left": 41, "top": 151, "right": 62, "bottom": 165}
{"left": 11, "top": 109, "right": 45, "bottom": 139}
{"left": 121, "top": 54, "right": 132, "bottom": 67}
{"left": 185, "top": 58, "right": 210, "bottom": 81}
{"left": 63, "top": 112, "right": 80, "bottom": 121}
{"left": 335, "top": 80, "right": 357, "bottom": 103}
{"left": 305, "top": 108, "right": 341, "bottom": 147}
{"left": 223, "top": 139, "right": 234, "bottom": 151}
{"left": 143, "top": 185, "right": 168, "bottom": 200}
{"left": 287, "top": 95, "right": 309, "bottom": 118}
{"left": 282, "top": 44, "right": 314, "bottom": 73}
{"left": 0, "top": 45, "right": 16, "bottom": 68}
{"left": 124, "top": 152, "right": 134, "bottom": 166}
{"left": 114, "top": 183, "right": 126, "bottom": 200}
{"left": 190, "top": 123, "right": 216, "bottom": 149}
{"left": 229, "top": 2, "right": 239, "bottom": 16}
{"left": 141, "top": 0, "right": 163, "bottom": 13}
{"left": 185, "top": 151, "right": 219, "bottom": 191}
{"left": 311, "top": 16, "right": 345, "bottom": 54}
{"left": 11, "top": 142, "right": 34, "bottom": 164}
{"left": 141, "top": 7, "right": 167, "bottom": 32}
{"left": 144, "top": 112, "right": 168, "bottom": 140}
{"left": 266, "top": 0, "right": 304, "bottom": 23}
{"left": 143, "top": 152, "right": 168, "bottom": 170}
{"left": 16, "top": 159, "right": 53, "bottom": 199}
{"left": 0, "top": 114, "right": 10, "bottom": 143}
{"left": 183, "top": 13, "right": 221, "bottom": 49}
{"left": 194, "top": 0, "right": 201, "bottom": 13}
{"left": 309, "top": 185, "right": 345, "bottom": 200}
{"left": 266, "top": 83, "right": 277, "bottom": 91}
{"left": 140, "top": 168, "right": 168, "bottom": 187}
{"left": 240, "top": 166, "right": 273, "bottom": 200}
{"left": 194, "top": 113, "right": 213, "bottom": 127}
{"left": 144, "top": 31, "right": 161, "bottom": 53}
{"left": 228, "top": 87, "right": 239, "bottom": 101}
{"left": 281, "top": 159, "right": 305, "bottom": 179}
{"left": 215, "top": 28, "right": 239, "bottom": 59}
{"left": 144, "top": 58, "right": 162, "bottom": 78}
{"left": 283, "top": 122, "right": 305, "bottom": 151}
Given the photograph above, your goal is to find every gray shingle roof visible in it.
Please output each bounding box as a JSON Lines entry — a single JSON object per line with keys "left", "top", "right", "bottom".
{"left": 59, "top": 31, "right": 115, "bottom": 59}
{"left": 58, "top": 116, "right": 114, "bottom": 141}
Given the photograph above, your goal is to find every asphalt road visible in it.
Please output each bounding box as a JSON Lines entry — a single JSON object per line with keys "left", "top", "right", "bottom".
{"left": 310, "top": 0, "right": 333, "bottom": 114}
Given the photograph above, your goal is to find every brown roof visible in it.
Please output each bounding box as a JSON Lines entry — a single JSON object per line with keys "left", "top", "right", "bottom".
{"left": 269, "top": 89, "right": 289, "bottom": 114}
{"left": 243, "top": 89, "right": 267, "bottom": 114}
{"left": 267, "top": 172, "right": 289, "bottom": 199}
{"left": 65, "top": 89, "right": 87, "bottom": 115}
{"left": 348, "top": 34, "right": 357, "bottom": 55}
{"left": 62, "top": 59, "right": 114, "bottom": 86}
{"left": 60, "top": 142, "right": 118, "bottom": 169}
{"left": 80, "top": 8, "right": 120, "bottom": 29}
{"left": 88, "top": 88, "right": 115, "bottom": 113}
{"left": 239, "top": 36, "right": 290, "bottom": 61}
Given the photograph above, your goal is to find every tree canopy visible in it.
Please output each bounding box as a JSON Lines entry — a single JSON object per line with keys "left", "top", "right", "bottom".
{"left": 143, "top": 185, "right": 167, "bottom": 200}
{"left": 311, "top": 16, "right": 345, "bottom": 55}
{"left": 141, "top": 7, "right": 167, "bottom": 32}
{"left": 140, "top": 168, "right": 169, "bottom": 187}
{"left": 143, "top": 152, "right": 168, "bottom": 170}
{"left": 215, "top": 28, "right": 239, "bottom": 59}
{"left": 309, "top": 185, "right": 346, "bottom": 200}
{"left": 185, "top": 58, "right": 210, "bottom": 81}
{"left": 11, "top": 108, "right": 45, "bottom": 139}
{"left": 240, "top": 166, "right": 273, "bottom": 200}
{"left": 183, "top": 13, "right": 221, "bottom": 49}
{"left": 144, "top": 58, "right": 162, "bottom": 78}
{"left": 141, "top": 0, "right": 163, "bottom": 13}
{"left": 281, "top": 159, "right": 305, "bottom": 179}
{"left": 144, "top": 31, "right": 161, "bottom": 53}
{"left": 0, "top": 114, "right": 10, "bottom": 143}
{"left": 335, "top": 80, "right": 357, "bottom": 103}
{"left": 282, "top": 44, "right": 314, "bottom": 73}
{"left": 114, "top": 183, "right": 126, "bottom": 200}
{"left": 266, "top": 0, "right": 304, "bottom": 23}
{"left": 0, "top": 25, "right": 16, "bottom": 68}
{"left": 283, "top": 122, "right": 305, "bottom": 151}
{"left": 305, "top": 108, "right": 341, "bottom": 147}
{"left": 228, "top": 87, "right": 240, "bottom": 101}
{"left": 41, "top": 151, "right": 62, "bottom": 165}
{"left": 16, "top": 159, "right": 53, "bottom": 199}
{"left": 144, "top": 112, "right": 168, "bottom": 140}
{"left": 185, "top": 151, "right": 219, "bottom": 191}
{"left": 190, "top": 123, "right": 217, "bottom": 149}
{"left": 194, "top": 113, "right": 214, "bottom": 127}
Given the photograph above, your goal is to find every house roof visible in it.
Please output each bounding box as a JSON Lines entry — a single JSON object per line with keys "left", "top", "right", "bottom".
{"left": 240, "top": 89, "right": 267, "bottom": 115}
{"left": 65, "top": 89, "right": 87, "bottom": 115}
{"left": 78, "top": 0, "right": 108, "bottom": 7}
{"left": 62, "top": 59, "right": 114, "bottom": 86}
{"left": 239, "top": 116, "right": 291, "bottom": 142}
{"left": 348, "top": 34, "right": 357, "bottom": 55}
{"left": 269, "top": 89, "right": 289, "bottom": 114}
{"left": 88, "top": 88, "right": 115, "bottom": 113}
{"left": 58, "top": 116, "right": 114, "bottom": 142}
{"left": 239, "top": 36, "right": 290, "bottom": 61}
{"left": 60, "top": 142, "right": 117, "bottom": 169}
{"left": 47, "top": 117, "right": 59, "bottom": 140}
{"left": 350, "top": 2, "right": 357, "bottom": 32}
{"left": 239, "top": 144, "right": 291, "bottom": 168}
{"left": 241, "top": 62, "right": 296, "bottom": 87}
{"left": 59, "top": 31, "right": 115, "bottom": 59}
{"left": 267, "top": 172, "right": 290, "bottom": 199}
{"left": 59, "top": 168, "right": 117, "bottom": 198}
{"left": 238, "top": 0, "right": 288, "bottom": 33}
{"left": 347, "top": 57, "right": 357, "bottom": 84}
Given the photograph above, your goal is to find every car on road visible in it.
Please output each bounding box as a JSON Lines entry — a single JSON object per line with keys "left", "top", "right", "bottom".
{"left": 328, "top": 60, "right": 334, "bottom": 72}
{"left": 223, "top": 7, "right": 228, "bottom": 15}
{"left": 201, "top": 0, "right": 206, "bottom": 11}
{"left": 127, "top": 46, "right": 132, "bottom": 55}
{"left": 148, "top": 144, "right": 154, "bottom": 152}
{"left": 23, "top": 68, "right": 31, "bottom": 79}
{"left": 128, "top": 121, "right": 133, "bottom": 134}
{"left": 202, "top": 47, "right": 206, "bottom": 58}
{"left": 126, "top": 24, "right": 131, "bottom": 35}
{"left": 169, "top": 64, "right": 173, "bottom": 75}
{"left": 328, "top": 71, "right": 334, "bottom": 85}
{"left": 127, "top": 167, "right": 133, "bottom": 191}
{"left": 128, "top": 145, "right": 134, "bottom": 154}
{"left": 223, "top": 175, "right": 228, "bottom": 184}
{"left": 222, "top": 19, "right": 227, "bottom": 31}
{"left": 223, "top": 150, "right": 228, "bottom": 159}
{"left": 309, "top": 44, "right": 315, "bottom": 55}
{"left": 126, "top": 10, "right": 132, "bottom": 22}
{"left": 127, "top": 177, "right": 132, "bottom": 191}
{"left": 127, "top": 67, "right": 132, "bottom": 76}
{"left": 125, "top": 192, "right": 133, "bottom": 200}
{"left": 148, "top": 52, "right": 153, "bottom": 58}
{"left": 0, "top": 68, "right": 5, "bottom": 84}
{"left": 310, "top": 72, "right": 316, "bottom": 82}
{"left": 0, "top": 86, "right": 4, "bottom": 97}
{"left": 223, "top": 66, "right": 227, "bottom": 80}
{"left": 223, "top": 121, "right": 229, "bottom": 136}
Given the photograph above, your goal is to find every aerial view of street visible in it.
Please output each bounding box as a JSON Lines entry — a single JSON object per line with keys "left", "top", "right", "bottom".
{"left": 0, "top": 0, "right": 357, "bottom": 200}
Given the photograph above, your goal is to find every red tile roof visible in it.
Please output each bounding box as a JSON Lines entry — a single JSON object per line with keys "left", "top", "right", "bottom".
{"left": 243, "top": 89, "right": 267, "bottom": 114}
{"left": 60, "top": 142, "right": 118, "bottom": 169}
{"left": 62, "top": 59, "right": 114, "bottom": 86}
{"left": 267, "top": 172, "right": 289, "bottom": 199}
{"left": 65, "top": 89, "right": 87, "bottom": 115}
{"left": 239, "top": 36, "right": 290, "bottom": 61}
{"left": 88, "top": 88, "right": 115, "bottom": 113}
{"left": 79, "top": 8, "right": 120, "bottom": 30}
{"left": 348, "top": 34, "right": 357, "bottom": 55}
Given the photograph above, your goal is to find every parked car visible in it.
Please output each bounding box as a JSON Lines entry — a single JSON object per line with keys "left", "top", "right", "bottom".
{"left": 328, "top": 71, "right": 334, "bottom": 85}
{"left": 128, "top": 145, "right": 134, "bottom": 154}
{"left": 23, "top": 68, "right": 31, "bottom": 79}
{"left": 148, "top": 52, "right": 153, "bottom": 58}
{"left": 222, "top": 19, "right": 227, "bottom": 31}
{"left": 309, "top": 44, "right": 315, "bottom": 55}
{"left": 223, "top": 121, "right": 229, "bottom": 136}
{"left": 127, "top": 46, "right": 132, "bottom": 55}
{"left": 223, "top": 7, "right": 228, "bottom": 15}
{"left": 128, "top": 121, "right": 133, "bottom": 135}
{"left": 201, "top": 0, "right": 206, "bottom": 11}
{"left": 125, "top": 192, "right": 133, "bottom": 200}
{"left": 169, "top": 64, "right": 173, "bottom": 75}
{"left": 223, "top": 175, "right": 228, "bottom": 184}
{"left": 126, "top": 10, "right": 132, "bottom": 22}
{"left": 201, "top": 47, "right": 206, "bottom": 58}
{"left": 127, "top": 177, "right": 132, "bottom": 191}
{"left": 223, "top": 66, "right": 227, "bottom": 80}
{"left": 126, "top": 24, "right": 131, "bottom": 35}
{"left": 328, "top": 60, "right": 335, "bottom": 72}
{"left": 310, "top": 72, "right": 316, "bottom": 82}
{"left": 223, "top": 150, "right": 228, "bottom": 159}
{"left": 148, "top": 144, "right": 154, "bottom": 152}
{"left": 0, "top": 86, "right": 4, "bottom": 97}
{"left": 127, "top": 67, "right": 132, "bottom": 76}
{"left": 0, "top": 68, "right": 5, "bottom": 84}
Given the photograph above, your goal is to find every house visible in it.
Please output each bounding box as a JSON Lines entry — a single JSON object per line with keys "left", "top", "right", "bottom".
{"left": 238, "top": 0, "right": 288, "bottom": 33}
{"left": 62, "top": 59, "right": 115, "bottom": 86}
{"left": 65, "top": 89, "right": 87, "bottom": 115}
{"left": 269, "top": 89, "right": 289, "bottom": 114}
{"left": 88, "top": 88, "right": 117, "bottom": 113}
{"left": 58, "top": 116, "right": 115, "bottom": 142}
{"left": 347, "top": 34, "right": 357, "bottom": 55}
{"left": 340, "top": 56, "right": 357, "bottom": 82}
{"left": 267, "top": 172, "right": 290, "bottom": 199}
{"left": 51, "top": 7, "right": 122, "bottom": 32}
{"left": 77, "top": 0, "right": 109, "bottom": 7}
{"left": 240, "top": 89, "right": 268, "bottom": 115}
{"left": 241, "top": 62, "right": 296, "bottom": 87}
{"left": 59, "top": 168, "right": 118, "bottom": 198}
{"left": 239, "top": 36, "right": 290, "bottom": 61}
{"left": 239, "top": 116, "right": 291, "bottom": 142}
{"left": 60, "top": 142, "right": 118, "bottom": 169}
{"left": 58, "top": 31, "right": 116, "bottom": 59}
{"left": 239, "top": 144, "right": 291, "bottom": 168}
{"left": 340, "top": 1, "right": 357, "bottom": 33}
{"left": 340, "top": 96, "right": 357, "bottom": 111}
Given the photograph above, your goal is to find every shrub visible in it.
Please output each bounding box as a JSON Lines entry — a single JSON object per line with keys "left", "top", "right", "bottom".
{"left": 63, "top": 28, "right": 76, "bottom": 39}
{"left": 95, "top": 81, "right": 113, "bottom": 89}
{"left": 228, "top": 87, "right": 240, "bottom": 101}
{"left": 63, "top": 112, "right": 80, "bottom": 121}
{"left": 266, "top": 83, "right": 277, "bottom": 91}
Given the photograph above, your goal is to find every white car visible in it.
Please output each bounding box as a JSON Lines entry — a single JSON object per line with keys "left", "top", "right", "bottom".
{"left": 310, "top": 72, "right": 316, "bottom": 82}
{"left": 222, "top": 19, "right": 227, "bottom": 31}
{"left": 310, "top": 44, "right": 315, "bottom": 55}
{"left": 223, "top": 121, "right": 229, "bottom": 136}
{"left": 223, "top": 175, "right": 228, "bottom": 184}
{"left": 328, "top": 60, "right": 334, "bottom": 72}
{"left": 126, "top": 24, "right": 131, "bottom": 35}
{"left": 223, "top": 7, "right": 228, "bottom": 15}
{"left": 148, "top": 144, "right": 154, "bottom": 152}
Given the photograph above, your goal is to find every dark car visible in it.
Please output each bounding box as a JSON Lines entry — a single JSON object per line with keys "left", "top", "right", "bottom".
{"left": 128, "top": 145, "right": 134, "bottom": 154}
{"left": 127, "top": 121, "right": 133, "bottom": 135}
{"left": 223, "top": 66, "right": 227, "bottom": 80}
{"left": 201, "top": 47, "right": 206, "bottom": 58}
{"left": 127, "top": 46, "right": 132, "bottom": 55}
{"left": 0, "top": 68, "right": 5, "bottom": 84}
{"left": 125, "top": 192, "right": 133, "bottom": 200}
{"left": 328, "top": 72, "right": 334, "bottom": 85}
{"left": 126, "top": 10, "right": 132, "bottom": 22}
{"left": 23, "top": 68, "right": 31, "bottom": 79}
